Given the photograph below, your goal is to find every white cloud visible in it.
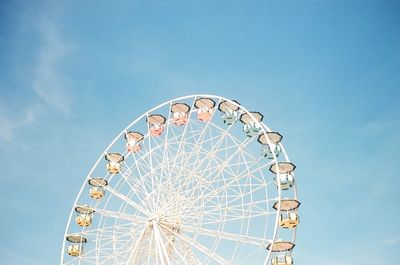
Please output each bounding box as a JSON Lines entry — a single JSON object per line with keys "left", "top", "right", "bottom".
{"left": 0, "top": 103, "right": 41, "bottom": 142}
{"left": 363, "top": 119, "right": 399, "bottom": 136}
{"left": 381, "top": 233, "right": 400, "bottom": 246}
{"left": 32, "top": 22, "right": 71, "bottom": 113}
{"left": 0, "top": 117, "right": 14, "bottom": 142}
{"left": 0, "top": 19, "right": 72, "bottom": 142}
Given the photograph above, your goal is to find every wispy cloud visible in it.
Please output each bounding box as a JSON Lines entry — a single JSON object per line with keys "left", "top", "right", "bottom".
{"left": 32, "top": 22, "right": 71, "bottom": 113}
{"left": 381, "top": 233, "right": 400, "bottom": 246}
{"left": 362, "top": 119, "right": 399, "bottom": 136}
{"left": 0, "top": 103, "right": 41, "bottom": 142}
{"left": 0, "top": 19, "right": 72, "bottom": 142}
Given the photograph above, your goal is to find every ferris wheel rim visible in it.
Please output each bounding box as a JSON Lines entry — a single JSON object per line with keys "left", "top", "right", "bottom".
{"left": 61, "top": 94, "right": 298, "bottom": 265}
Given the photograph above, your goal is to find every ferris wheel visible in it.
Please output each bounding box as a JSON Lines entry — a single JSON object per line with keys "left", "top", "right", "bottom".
{"left": 61, "top": 94, "right": 300, "bottom": 265}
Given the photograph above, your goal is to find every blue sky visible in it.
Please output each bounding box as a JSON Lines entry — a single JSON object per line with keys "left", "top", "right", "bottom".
{"left": 0, "top": 0, "right": 399, "bottom": 264}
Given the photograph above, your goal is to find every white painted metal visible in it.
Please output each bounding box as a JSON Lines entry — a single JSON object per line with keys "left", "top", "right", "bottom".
{"left": 61, "top": 95, "right": 298, "bottom": 265}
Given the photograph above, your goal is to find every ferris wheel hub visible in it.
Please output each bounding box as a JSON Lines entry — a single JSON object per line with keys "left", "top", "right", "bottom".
{"left": 147, "top": 216, "right": 159, "bottom": 223}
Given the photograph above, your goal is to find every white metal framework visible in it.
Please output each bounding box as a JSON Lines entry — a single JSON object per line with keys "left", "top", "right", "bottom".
{"left": 61, "top": 95, "right": 300, "bottom": 265}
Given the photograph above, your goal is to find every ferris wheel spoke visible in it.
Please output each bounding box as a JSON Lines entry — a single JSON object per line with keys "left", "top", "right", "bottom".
{"left": 181, "top": 225, "right": 271, "bottom": 248}
{"left": 184, "top": 156, "right": 251, "bottom": 199}
{"left": 193, "top": 132, "right": 265, "bottom": 185}
{"left": 110, "top": 234, "right": 131, "bottom": 263}
{"left": 184, "top": 197, "right": 274, "bottom": 225}
{"left": 161, "top": 102, "right": 195, "bottom": 172}
{"left": 117, "top": 165, "right": 156, "bottom": 214}
{"left": 90, "top": 207, "right": 147, "bottom": 223}
{"left": 189, "top": 159, "right": 274, "bottom": 208}
{"left": 130, "top": 151, "right": 203, "bottom": 208}
{"left": 173, "top": 104, "right": 222, "bottom": 188}
{"left": 199, "top": 212, "right": 270, "bottom": 225}
{"left": 174, "top": 154, "right": 227, "bottom": 193}
{"left": 183, "top": 247, "right": 203, "bottom": 265}
{"left": 180, "top": 169, "right": 230, "bottom": 203}
{"left": 146, "top": 228, "right": 154, "bottom": 265}
{"left": 169, "top": 229, "right": 231, "bottom": 265}
{"left": 224, "top": 185, "right": 270, "bottom": 206}
{"left": 133, "top": 173, "right": 160, "bottom": 205}
{"left": 199, "top": 202, "right": 272, "bottom": 219}
{"left": 128, "top": 150, "right": 153, "bottom": 198}
{"left": 153, "top": 223, "right": 173, "bottom": 265}
{"left": 194, "top": 117, "right": 243, "bottom": 163}
{"left": 145, "top": 114, "right": 164, "bottom": 214}
{"left": 186, "top": 139, "right": 242, "bottom": 183}
{"left": 134, "top": 142, "right": 184, "bottom": 212}
{"left": 175, "top": 238, "right": 204, "bottom": 265}
{"left": 157, "top": 102, "right": 175, "bottom": 214}
{"left": 195, "top": 150, "right": 269, "bottom": 192}
{"left": 103, "top": 185, "right": 152, "bottom": 217}
{"left": 185, "top": 190, "right": 260, "bottom": 215}
{"left": 156, "top": 225, "right": 191, "bottom": 265}
{"left": 123, "top": 139, "right": 226, "bottom": 205}
{"left": 158, "top": 221, "right": 231, "bottom": 265}
{"left": 79, "top": 221, "right": 132, "bottom": 233}
{"left": 67, "top": 230, "right": 136, "bottom": 264}
{"left": 97, "top": 237, "right": 132, "bottom": 265}
{"left": 119, "top": 228, "right": 154, "bottom": 265}
{"left": 162, "top": 103, "right": 200, "bottom": 211}
{"left": 187, "top": 124, "right": 254, "bottom": 184}
{"left": 109, "top": 234, "right": 143, "bottom": 256}
{"left": 126, "top": 225, "right": 150, "bottom": 265}
{"left": 80, "top": 227, "right": 137, "bottom": 243}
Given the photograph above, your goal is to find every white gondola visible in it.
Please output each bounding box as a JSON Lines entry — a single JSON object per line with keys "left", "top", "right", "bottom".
{"left": 277, "top": 173, "right": 294, "bottom": 190}
{"left": 88, "top": 178, "right": 108, "bottom": 199}
{"left": 105, "top": 153, "right": 124, "bottom": 174}
{"left": 267, "top": 241, "right": 295, "bottom": 252}
{"left": 75, "top": 205, "right": 95, "bottom": 227}
{"left": 273, "top": 199, "right": 301, "bottom": 229}
{"left": 267, "top": 240, "right": 295, "bottom": 263}
{"left": 270, "top": 162, "right": 296, "bottom": 190}
{"left": 272, "top": 255, "right": 293, "bottom": 265}
{"left": 272, "top": 199, "right": 301, "bottom": 211}
{"left": 279, "top": 212, "right": 299, "bottom": 228}
{"left": 218, "top": 100, "right": 240, "bottom": 125}
{"left": 258, "top": 132, "right": 283, "bottom": 159}
{"left": 240, "top": 111, "right": 263, "bottom": 137}
{"left": 125, "top": 131, "right": 144, "bottom": 153}
{"left": 66, "top": 234, "right": 87, "bottom": 256}
{"left": 194, "top": 97, "right": 216, "bottom": 122}
{"left": 171, "top": 103, "right": 190, "bottom": 125}
{"left": 147, "top": 114, "right": 166, "bottom": 136}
